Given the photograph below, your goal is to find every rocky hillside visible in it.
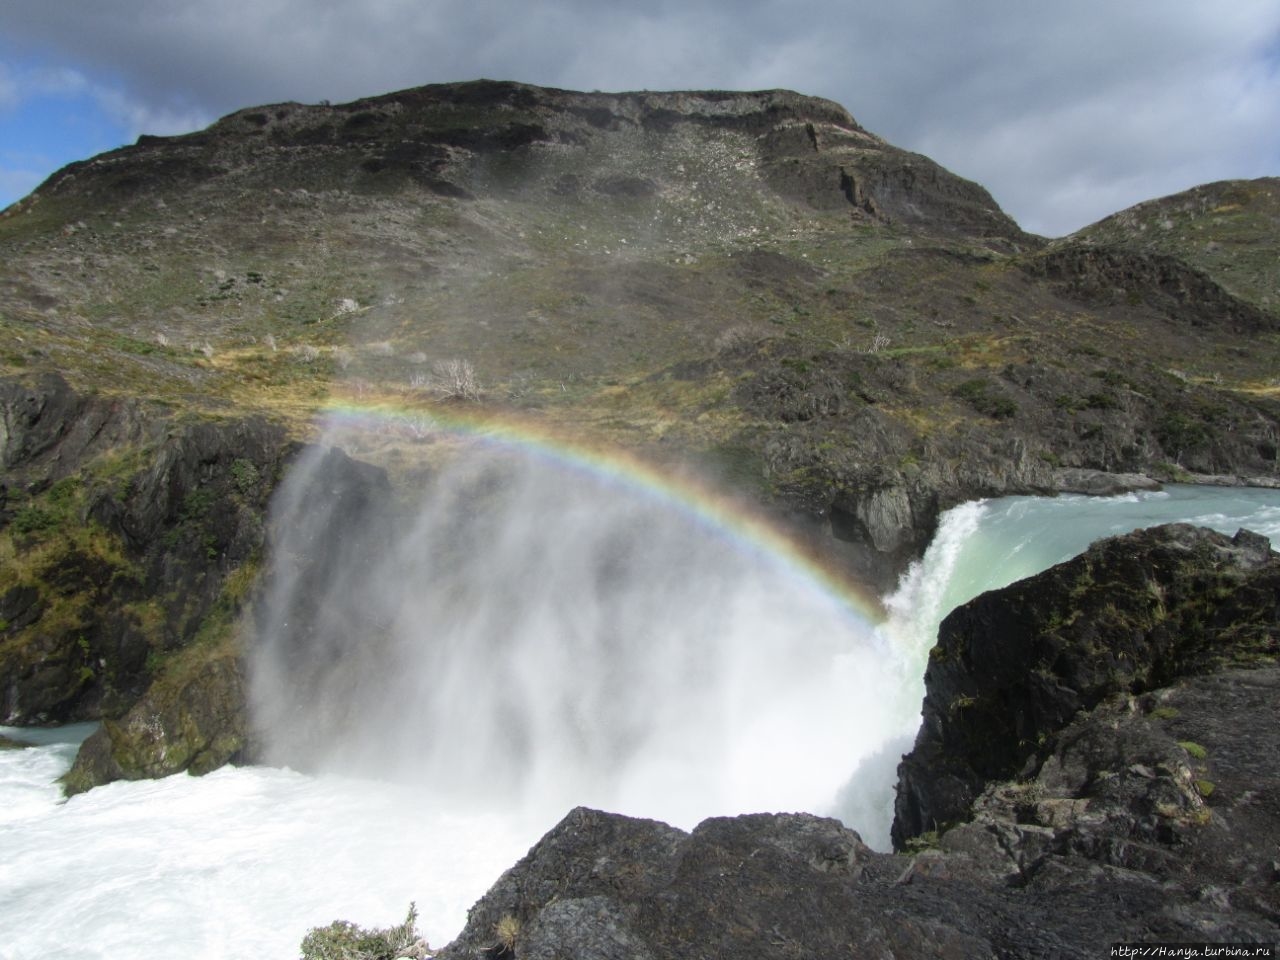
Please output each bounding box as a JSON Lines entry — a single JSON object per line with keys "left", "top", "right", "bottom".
{"left": 1, "top": 80, "right": 1278, "bottom": 789}
{"left": 1070, "top": 177, "right": 1280, "bottom": 316}
{"left": 422, "top": 525, "right": 1279, "bottom": 959}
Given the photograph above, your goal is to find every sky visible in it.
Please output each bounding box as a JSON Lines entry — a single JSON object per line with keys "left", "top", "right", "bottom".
{"left": 1, "top": 1, "right": 1278, "bottom": 237}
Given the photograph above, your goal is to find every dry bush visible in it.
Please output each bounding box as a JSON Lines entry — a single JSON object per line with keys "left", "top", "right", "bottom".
{"left": 713, "top": 325, "right": 763, "bottom": 354}
{"left": 432, "top": 358, "right": 481, "bottom": 400}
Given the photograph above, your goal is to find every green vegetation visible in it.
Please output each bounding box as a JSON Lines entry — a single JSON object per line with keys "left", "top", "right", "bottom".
{"left": 230, "top": 458, "right": 261, "bottom": 495}
{"left": 1177, "top": 740, "right": 1208, "bottom": 760}
{"left": 9, "top": 476, "right": 82, "bottom": 537}
{"left": 901, "top": 829, "right": 943, "bottom": 853}
{"left": 952, "top": 378, "right": 1017, "bottom": 419}
{"left": 300, "top": 903, "right": 428, "bottom": 960}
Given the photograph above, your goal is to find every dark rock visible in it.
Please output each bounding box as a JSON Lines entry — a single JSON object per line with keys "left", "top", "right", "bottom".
{"left": 893, "top": 523, "right": 1278, "bottom": 848}
{"left": 0, "top": 372, "right": 158, "bottom": 481}
{"left": 933, "top": 665, "right": 1280, "bottom": 937}
{"left": 1023, "top": 245, "right": 1277, "bottom": 333}
{"left": 63, "top": 653, "right": 247, "bottom": 795}
{"left": 1053, "top": 468, "right": 1162, "bottom": 496}
{"left": 0, "top": 374, "right": 295, "bottom": 784}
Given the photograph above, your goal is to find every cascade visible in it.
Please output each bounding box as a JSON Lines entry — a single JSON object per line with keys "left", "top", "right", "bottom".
{"left": 249, "top": 439, "right": 898, "bottom": 830}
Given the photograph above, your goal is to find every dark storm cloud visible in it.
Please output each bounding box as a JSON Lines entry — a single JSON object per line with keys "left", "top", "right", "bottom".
{"left": 1, "top": 0, "right": 1278, "bottom": 234}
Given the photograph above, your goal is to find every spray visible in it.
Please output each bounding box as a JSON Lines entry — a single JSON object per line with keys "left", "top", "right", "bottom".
{"left": 249, "top": 436, "right": 901, "bottom": 832}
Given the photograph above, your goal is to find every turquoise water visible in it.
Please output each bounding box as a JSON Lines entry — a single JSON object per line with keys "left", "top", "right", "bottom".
{"left": 912, "top": 485, "right": 1280, "bottom": 620}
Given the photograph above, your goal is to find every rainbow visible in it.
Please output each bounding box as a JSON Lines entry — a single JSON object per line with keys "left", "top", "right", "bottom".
{"left": 316, "top": 397, "right": 888, "bottom": 632}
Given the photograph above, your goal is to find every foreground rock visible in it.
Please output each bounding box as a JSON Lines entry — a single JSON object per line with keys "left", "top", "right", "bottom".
{"left": 435, "top": 525, "right": 1279, "bottom": 959}
{"left": 894, "top": 523, "right": 1278, "bottom": 845}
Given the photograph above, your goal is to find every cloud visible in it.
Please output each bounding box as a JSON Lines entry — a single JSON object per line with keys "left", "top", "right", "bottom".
{"left": 0, "top": 62, "right": 17, "bottom": 109}
{"left": 1, "top": 0, "right": 1278, "bottom": 233}
{"left": 904, "top": 6, "right": 1280, "bottom": 234}
{"left": 0, "top": 59, "right": 210, "bottom": 140}
{"left": 0, "top": 57, "right": 214, "bottom": 206}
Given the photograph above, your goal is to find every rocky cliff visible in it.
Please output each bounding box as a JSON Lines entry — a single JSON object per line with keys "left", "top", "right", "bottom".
{"left": 426, "top": 524, "right": 1279, "bottom": 959}
{"left": 0, "top": 373, "right": 296, "bottom": 789}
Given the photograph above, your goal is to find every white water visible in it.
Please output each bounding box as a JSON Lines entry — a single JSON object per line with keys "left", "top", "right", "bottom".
{"left": 249, "top": 444, "right": 919, "bottom": 830}
{"left": 2, "top": 482, "right": 1277, "bottom": 959}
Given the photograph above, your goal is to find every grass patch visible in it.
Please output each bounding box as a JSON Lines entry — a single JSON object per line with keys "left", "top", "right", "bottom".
{"left": 1178, "top": 740, "right": 1208, "bottom": 760}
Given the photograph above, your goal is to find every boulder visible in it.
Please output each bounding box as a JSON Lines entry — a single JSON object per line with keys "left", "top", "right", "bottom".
{"left": 1052, "top": 468, "right": 1162, "bottom": 496}
{"left": 893, "top": 524, "right": 1278, "bottom": 847}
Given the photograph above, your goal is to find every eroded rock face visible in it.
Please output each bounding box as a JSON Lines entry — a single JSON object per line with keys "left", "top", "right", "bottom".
{"left": 0, "top": 372, "right": 158, "bottom": 479}
{"left": 0, "top": 374, "right": 296, "bottom": 788}
{"left": 1023, "top": 246, "right": 1278, "bottom": 334}
{"left": 433, "top": 525, "right": 1279, "bottom": 959}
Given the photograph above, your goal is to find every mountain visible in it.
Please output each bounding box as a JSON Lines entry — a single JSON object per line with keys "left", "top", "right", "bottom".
{"left": 1, "top": 80, "right": 1277, "bottom": 794}
{"left": 0, "top": 81, "right": 1029, "bottom": 409}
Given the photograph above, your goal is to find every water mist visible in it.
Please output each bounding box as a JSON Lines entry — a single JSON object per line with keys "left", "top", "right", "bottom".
{"left": 249, "top": 438, "right": 910, "bottom": 834}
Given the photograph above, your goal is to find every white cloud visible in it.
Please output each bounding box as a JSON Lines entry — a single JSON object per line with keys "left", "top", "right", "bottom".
{"left": 89, "top": 84, "right": 211, "bottom": 141}
{"left": 912, "top": 24, "right": 1280, "bottom": 235}
{"left": 0, "top": 59, "right": 211, "bottom": 140}
{"left": 0, "top": 62, "right": 17, "bottom": 109}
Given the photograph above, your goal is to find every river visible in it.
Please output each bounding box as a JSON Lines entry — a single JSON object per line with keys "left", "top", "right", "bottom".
{"left": 1, "top": 483, "right": 1277, "bottom": 959}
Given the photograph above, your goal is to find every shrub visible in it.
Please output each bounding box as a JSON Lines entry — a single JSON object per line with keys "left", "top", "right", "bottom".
{"left": 713, "top": 325, "right": 761, "bottom": 353}
{"left": 952, "top": 378, "right": 1017, "bottom": 419}
{"left": 299, "top": 902, "right": 429, "bottom": 960}
{"left": 432, "top": 358, "right": 481, "bottom": 401}
{"left": 1157, "top": 413, "right": 1211, "bottom": 461}
{"left": 230, "top": 459, "right": 260, "bottom": 496}
{"left": 494, "top": 914, "right": 521, "bottom": 953}
{"left": 11, "top": 506, "right": 58, "bottom": 535}
{"left": 1178, "top": 740, "right": 1208, "bottom": 760}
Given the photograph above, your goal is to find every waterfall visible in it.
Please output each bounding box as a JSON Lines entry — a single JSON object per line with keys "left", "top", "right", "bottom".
{"left": 249, "top": 440, "right": 904, "bottom": 831}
